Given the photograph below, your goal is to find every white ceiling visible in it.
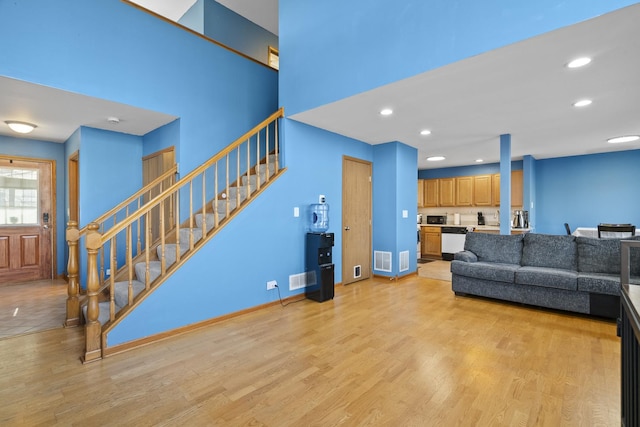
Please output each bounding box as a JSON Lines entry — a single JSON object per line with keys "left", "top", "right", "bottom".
{"left": 129, "top": 0, "right": 279, "bottom": 35}
{"left": 292, "top": 3, "right": 640, "bottom": 169}
{"left": 0, "top": 77, "right": 177, "bottom": 143}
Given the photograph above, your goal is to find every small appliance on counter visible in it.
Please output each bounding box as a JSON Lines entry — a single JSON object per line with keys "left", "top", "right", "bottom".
{"left": 512, "top": 210, "right": 529, "bottom": 228}
{"left": 426, "top": 215, "right": 447, "bottom": 225}
{"left": 477, "top": 212, "right": 485, "bottom": 225}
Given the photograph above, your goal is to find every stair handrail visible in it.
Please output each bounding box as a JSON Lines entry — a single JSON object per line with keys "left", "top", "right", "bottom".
{"left": 76, "top": 107, "right": 284, "bottom": 362}
{"left": 78, "top": 165, "right": 178, "bottom": 235}
{"left": 100, "top": 107, "right": 284, "bottom": 243}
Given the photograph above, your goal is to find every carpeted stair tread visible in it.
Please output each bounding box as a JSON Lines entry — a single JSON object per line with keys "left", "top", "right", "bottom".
{"left": 82, "top": 301, "right": 122, "bottom": 326}
{"left": 113, "top": 280, "right": 145, "bottom": 307}
{"left": 134, "top": 261, "right": 162, "bottom": 284}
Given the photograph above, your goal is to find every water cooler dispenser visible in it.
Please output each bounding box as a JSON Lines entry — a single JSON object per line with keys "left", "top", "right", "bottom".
{"left": 305, "top": 232, "right": 334, "bottom": 302}
{"left": 306, "top": 199, "right": 334, "bottom": 302}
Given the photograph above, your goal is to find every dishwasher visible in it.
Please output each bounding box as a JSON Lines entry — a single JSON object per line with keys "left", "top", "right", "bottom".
{"left": 441, "top": 226, "right": 468, "bottom": 261}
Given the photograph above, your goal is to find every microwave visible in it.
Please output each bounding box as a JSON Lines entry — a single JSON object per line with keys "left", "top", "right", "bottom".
{"left": 426, "top": 215, "right": 447, "bottom": 224}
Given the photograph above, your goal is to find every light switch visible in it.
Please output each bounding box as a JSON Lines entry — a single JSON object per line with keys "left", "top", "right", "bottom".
{"left": 402, "top": 210, "right": 408, "bottom": 218}
{"left": 294, "top": 207, "right": 299, "bottom": 217}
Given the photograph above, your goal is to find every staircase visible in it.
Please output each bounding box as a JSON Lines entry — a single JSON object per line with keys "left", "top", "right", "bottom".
{"left": 65, "top": 108, "right": 285, "bottom": 363}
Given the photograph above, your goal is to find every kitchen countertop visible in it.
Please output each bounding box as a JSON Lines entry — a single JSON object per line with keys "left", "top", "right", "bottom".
{"left": 420, "top": 224, "right": 532, "bottom": 232}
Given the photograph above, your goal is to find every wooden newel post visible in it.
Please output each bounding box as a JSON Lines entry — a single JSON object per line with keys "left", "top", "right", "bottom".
{"left": 65, "top": 221, "right": 81, "bottom": 327}
{"left": 82, "top": 222, "right": 102, "bottom": 363}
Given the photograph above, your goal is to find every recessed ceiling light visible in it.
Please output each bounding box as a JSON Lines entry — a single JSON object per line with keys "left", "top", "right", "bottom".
{"left": 107, "top": 116, "right": 120, "bottom": 124}
{"left": 567, "top": 57, "right": 591, "bottom": 68}
{"left": 4, "top": 120, "right": 37, "bottom": 134}
{"left": 607, "top": 135, "right": 640, "bottom": 144}
{"left": 379, "top": 108, "right": 393, "bottom": 116}
{"left": 420, "top": 129, "right": 432, "bottom": 136}
{"left": 573, "top": 99, "right": 592, "bottom": 107}
{"left": 475, "top": 159, "right": 484, "bottom": 163}
{"left": 427, "top": 156, "right": 445, "bottom": 161}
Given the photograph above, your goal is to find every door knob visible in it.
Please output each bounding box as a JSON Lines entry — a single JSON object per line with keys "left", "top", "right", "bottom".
{"left": 344, "top": 226, "right": 350, "bottom": 231}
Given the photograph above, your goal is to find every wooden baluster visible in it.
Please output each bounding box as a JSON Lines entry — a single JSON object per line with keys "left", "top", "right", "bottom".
{"left": 264, "top": 129, "right": 269, "bottom": 183}
{"left": 64, "top": 221, "right": 80, "bottom": 327}
{"left": 224, "top": 154, "right": 229, "bottom": 219}
{"left": 82, "top": 222, "right": 102, "bottom": 363}
{"left": 236, "top": 147, "right": 241, "bottom": 208}
{"left": 127, "top": 224, "right": 134, "bottom": 305}
{"left": 214, "top": 162, "right": 219, "bottom": 228}
{"left": 144, "top": 212, "right": 151, "bottom": 290}
{"left": 109, "top": 236, "right": 116, "bottom": 321}
{"left": 246, "top": 138, "right": 252, "bottom": 197}
{"left": 175, "top": 190, "right": 181, "bottom": 264}
{"left": 160, "top": 198, "right": 166, "bottom": 274}
{"left": 136, "top": 199, "right": 142, "bottom": 254}
{"left": 275, "top": 117, "right": 280, "bottom": 171}
{"left": 257, "top": 132, "right": 261, "bottom": 190}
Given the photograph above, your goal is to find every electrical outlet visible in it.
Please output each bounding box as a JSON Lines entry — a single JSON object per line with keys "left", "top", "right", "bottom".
{"left": 266, "top": 280, "right": 277, "bottom": 290}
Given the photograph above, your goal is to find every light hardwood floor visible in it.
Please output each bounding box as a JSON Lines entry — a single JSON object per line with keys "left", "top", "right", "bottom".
{"left": 0, "top": 274, "right": 619, "bottom": 426}
{"left": 0, "top": 279, "right": 67, "bottom": 339}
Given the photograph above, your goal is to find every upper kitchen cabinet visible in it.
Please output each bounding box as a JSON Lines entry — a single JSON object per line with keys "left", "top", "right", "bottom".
{"left": 424, "top": 179, "right": 439, "bottom": 207}
{"left": 455, "top": 176, "right": 473, "bottom": 206}
{"left": 473, "top": 175, "right": 492, "bottom": 206}
{"left": 492, "top": 170, "right": 523, "bottom": 207}
{"left": 439, "top": 178, "right": 456, "bottom": 206}
{"left": 417, "top": 179, "right": 425, "bottom": 207}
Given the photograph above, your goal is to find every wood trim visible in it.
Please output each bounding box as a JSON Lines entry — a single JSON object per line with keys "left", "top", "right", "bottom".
{"left": 103, "top": 289, "right": 302, "bottom": 358}
{"left": 142, "top": 146, "right": 175, "bottom": 162}
{"left": 120, "top": 0, "right": 276, "bottom": 71}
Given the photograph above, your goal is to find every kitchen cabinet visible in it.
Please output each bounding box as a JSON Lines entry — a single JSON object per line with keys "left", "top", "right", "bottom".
{"left": 473, "top": 175, "right": 492, "bottom": 206}
{"left": 438, "top": 178, "right": 455, "bottom": 207}
{"left": 417, "top": 179, "right": 425, "bottom": 207}
{"left": 421, "top": 227, "right": 441, "bottom": 258}
{"left": 491, "top": 170, "right": 524, "bottom": 207}
{"left": 455, "top": 176, "right": 473, "bottom": 206}
{"left": 424, "top": 179, "right": 438, "bottom": 207}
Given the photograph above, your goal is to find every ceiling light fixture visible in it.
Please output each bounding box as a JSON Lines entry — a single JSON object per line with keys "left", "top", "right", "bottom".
{"left": 379, "top": 108, "right": 393, "bottom": 116}
{"left": 107, "top": 116, "right": 120, "bottom": 124}
{"left": 475, "top": 159, "right": 484, "bottom": 163}
{"left": 567, "top": 57, "right": 591, "bottom": 68}
{"left": 420, "top": 129, "right": 432, "bottom": 136}
{"left": 573, "top": 99, "right": 592, "bottom": 107}
{"left": 427, "top": 156, "right": 445, "bottom": 161}
{"left": 607, "top": 135, "right": 640, "bottom": 144}
{"left": 5, "top": 120, "right": 37, "bottom": 134}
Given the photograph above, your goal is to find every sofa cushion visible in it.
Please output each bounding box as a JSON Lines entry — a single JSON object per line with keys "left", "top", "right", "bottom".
{"left": 451, "top": 260, "right": 519, "bottom": 284}
{"left": 464, "top": 232, "right": 524, "bottom": 265}
{"left": 515, "top": 266, "right": 578, "bottom": 291}
{"left": 577, "top": 236, "right": 640, "bottom": 276}
{"left": 453, "top": 250, "right": 477, "bottom": 263}
{"left": 521, "top": 234, "right": 577, "bottom": 271}
{"left": 577, "top": 273, "right": 620, "bottom": 296}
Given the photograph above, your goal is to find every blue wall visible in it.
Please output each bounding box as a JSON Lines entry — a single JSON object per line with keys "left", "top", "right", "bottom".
{"left": 418, "top": 161, "right": 523, "bottom": 179}
{"left": 536, "top": 150, "right": 640, "bottom": 235}
{"left": 142, "top": 120, "right": 180, "bottom": 159}
{"left": 280, "top": 0, "right": 637, "bottom": 115}
{"left": 179, "top": 0, "right": 278, "bottom": 66}
{"left": 0, "top": 135, "right": 67, "bottom": 275}
{"left": 372, "top": 142, "right": 418, "bottom": 277}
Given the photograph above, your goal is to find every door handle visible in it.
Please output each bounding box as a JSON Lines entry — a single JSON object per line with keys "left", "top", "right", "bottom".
{"left": 344, "top": 226, "right": 350, "bottom": 231}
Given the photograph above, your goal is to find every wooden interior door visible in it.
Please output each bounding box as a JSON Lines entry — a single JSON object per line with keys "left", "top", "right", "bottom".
{"left": 0, "top": 158, "right": 54, "bottom": 283}
{"left": 68, "top": 151, "right": 79, "bottom": 222}
{"left": 342, "top": 156, "right": 372, "bottom": 285}
{"left": 142, "top": 148, "right": 175, "bottom": 241}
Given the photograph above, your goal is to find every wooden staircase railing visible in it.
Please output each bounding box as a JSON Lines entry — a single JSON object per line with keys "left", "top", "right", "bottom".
{"left": 66, "top": 108, "right": 285, "bottom": 363}
{"left": 64, "top": 166, "right": 178, "bottom": 327}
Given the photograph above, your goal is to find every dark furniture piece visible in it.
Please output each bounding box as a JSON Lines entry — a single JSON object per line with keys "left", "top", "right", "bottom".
{"left": 598, "top": 223, "right": 635, "bottom": 238}
{"left": 451, "top": 232, "right": 640, "bottom": 318}
{"left": 620, "top": 240, "right": 640, "bottom": 426}
{"left": 305, "top": 232, "right": 334, "bottom": 302}
{"left": 564, "top": 223, "right": 571, "bottom": 235}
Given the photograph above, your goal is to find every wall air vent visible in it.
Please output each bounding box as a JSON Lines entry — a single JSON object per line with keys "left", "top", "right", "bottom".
{"left": 374, "top": 251, "right": 392, "bottom": 272}
{"left": 399, "top": 251, "right": 409, "bottom": 272}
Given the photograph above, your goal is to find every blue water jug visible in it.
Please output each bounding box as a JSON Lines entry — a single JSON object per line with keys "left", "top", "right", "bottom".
{"left": 309, "top": 203, "right": 329, "bottom": 232}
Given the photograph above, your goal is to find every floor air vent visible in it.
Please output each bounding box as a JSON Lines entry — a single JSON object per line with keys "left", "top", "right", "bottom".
{"left": 374, "top": 251, "right": 392, "bottom": 272}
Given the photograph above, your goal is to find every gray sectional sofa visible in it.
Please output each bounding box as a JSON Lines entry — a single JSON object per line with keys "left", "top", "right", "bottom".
{"left": 451, "top": 232, "right": 640, "bottom": 318}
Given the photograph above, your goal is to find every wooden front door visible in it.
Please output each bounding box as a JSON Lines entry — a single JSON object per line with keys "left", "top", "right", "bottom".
{"left": 342, "top": 156, "right": 372, "bottom": 285}
{"left": 0, "top": 158, "right": 54, "bottom": 284}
